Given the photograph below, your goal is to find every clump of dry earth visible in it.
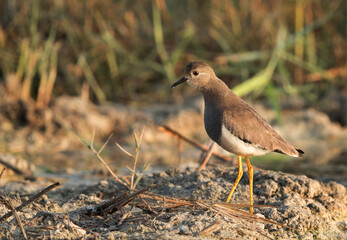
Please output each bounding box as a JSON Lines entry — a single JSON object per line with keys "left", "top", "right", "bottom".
{"left": 0, "top": 167, "right": 345, "bottom": 239}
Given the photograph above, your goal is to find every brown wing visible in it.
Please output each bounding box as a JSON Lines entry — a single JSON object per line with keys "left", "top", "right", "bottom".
{"left": 222, "top": 99, "right": 302, "bottom": 157}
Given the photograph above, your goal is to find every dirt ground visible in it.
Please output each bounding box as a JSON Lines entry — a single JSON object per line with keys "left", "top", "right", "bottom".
{"left": 0, "top": 166, "right": 346, "bottom": 239}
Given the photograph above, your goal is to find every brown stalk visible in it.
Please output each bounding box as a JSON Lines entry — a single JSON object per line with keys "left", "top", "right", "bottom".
{"left": 158, "top": 125, "right": 233, "bottom": 162}
{"left": 0, "top": 168, "right": 6, "bottom": 179}
{"left": 91, "top": 185, "right": 153, "bottom": 216}
{"left": 198, "top": 142, "right": 215, "bottom": 171}
{"left": 92, "top": 133, "right": 124, "bottom": 185}
{"left": 116, "top": 128, "right": 145, "bottom": 190}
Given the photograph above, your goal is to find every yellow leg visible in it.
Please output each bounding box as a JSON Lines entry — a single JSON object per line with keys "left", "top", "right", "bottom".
{"left": 245, "top": 157, "right": 254, "bottom": 214}
{"left": 226, "top": 155, "right": 243, "bottom": 203}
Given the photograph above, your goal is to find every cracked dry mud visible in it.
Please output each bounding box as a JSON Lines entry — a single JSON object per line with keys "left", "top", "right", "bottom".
{"left": 0, "top": 166, "right": 346, "bottom": 239}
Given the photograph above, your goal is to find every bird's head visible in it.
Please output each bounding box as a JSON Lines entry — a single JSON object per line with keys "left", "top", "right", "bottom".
{"left": 171, "top": 61, "right": 216, "bottom": 91}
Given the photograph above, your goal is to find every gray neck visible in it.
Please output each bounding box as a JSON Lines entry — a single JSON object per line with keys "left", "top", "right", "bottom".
{"left": 202, "top": 78, "right": 230, "bottom": 105}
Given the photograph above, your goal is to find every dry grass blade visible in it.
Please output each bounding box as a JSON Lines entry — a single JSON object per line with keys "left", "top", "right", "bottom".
{"left": 98, "top": 133, "right": 113, "bottom": 155}
{"left": 91, "top": 147, "right": 123, "bottom": 184}
{"left": 116, "top": 128, "right": 146, "bottom": 190}
{"left": 211, "top": 203, "right": 298, "bottom": 231}
{"left": 0, "top": 182, "right": 61, "bottom": 223}
{"left": 131, "top": 128, "right": 144, "bottom": 189}
{"left": 121, "top": 176, "right": 131, "bottom": 185}
{"left": 217, "top": 203, "right": 277, "bottom": 208}
{"left": 125, "top": 166, "right": 135, "bottom": 173}
{"left": 91, "top": 129, "right": 95, "bottom": 151}
{"left": 133, "top": 161, "right": 151, "bottom": 190}
{"left": 25, "top": 225, "right": 56, "bottom": 234}
{"left": 141, "top": 193, "right": 194, "bottom": 206}
{"left": 133, "top": 128, "right": 144, "bottom": 149}
{"left": 115, "top": 143, "right": 134, "bottom": 158}
{"left": 0, "top": 168, "right": 6, "bottom": 180}
{"left": 77, "top": 133, "right": 128, "bottom": 188}
{"left": 0, "top": 196, "right": 28, "bottom": 239}
{"left": 199, "top": 219, "right": 222, "bottom": 237}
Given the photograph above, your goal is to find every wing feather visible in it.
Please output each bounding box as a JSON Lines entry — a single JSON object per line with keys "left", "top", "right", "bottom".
{"left": 222, "top": 100, "right": 300, "bottom": 156}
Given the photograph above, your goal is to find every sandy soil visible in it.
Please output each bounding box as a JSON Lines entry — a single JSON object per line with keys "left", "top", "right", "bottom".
{"left": 0, "top": 166, "right": 345, "bottom": 239}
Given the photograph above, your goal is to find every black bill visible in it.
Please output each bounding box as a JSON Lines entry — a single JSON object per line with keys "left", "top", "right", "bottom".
{"left": 171, "top": 77, "right": 188, "bottom": 88}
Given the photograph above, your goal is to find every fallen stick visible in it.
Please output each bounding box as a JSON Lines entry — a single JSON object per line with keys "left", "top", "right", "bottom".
{"left": 90, "top": 185, "right": 153, "bottom": 216}
{"left": 0, "top": 182, "right": 61, "bottom": 223}
{"left": 0, "top": 168, "right": 6, "bottom": 179}
{"left": 0, "top": 158, "right": 35, "bottom": 180}
{"left": 158, "top": 125, "right": 233, "bottom": 162}
{"left": 198, "top": 142, "right": 215, "bottom": 172}
{"left": 90, "top": 191, "right": 129, "bottom": 216}
{"left": 101, "top": 185, "right": 153, "bottom": 214}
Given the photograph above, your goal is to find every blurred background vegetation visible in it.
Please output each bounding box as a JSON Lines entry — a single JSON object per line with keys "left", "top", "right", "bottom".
{"left": 0, "top": 0, "right": 346, "bottom": 106}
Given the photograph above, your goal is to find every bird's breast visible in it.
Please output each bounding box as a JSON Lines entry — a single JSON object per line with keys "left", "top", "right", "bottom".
{"left": 203, "top": 106, "right": 222, "bottom": 143}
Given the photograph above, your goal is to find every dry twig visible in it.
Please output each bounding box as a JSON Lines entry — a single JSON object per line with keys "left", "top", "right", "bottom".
{"left": 89, "top": 185, "right": 153, "bottom": 216}
{"left": 0, "top": 158, "right": 35, "bottom": 180}
{"left": 198, "top": 142, "right": 215, "bottom": 171}
{"left": 158, "top": 125, "right": 233, "bottom": 162}
{"left": 0, "top": 168, "right": 6, "bottom": 180}
{"left": 0, "top": 182, "right": 61, "bottom": 223}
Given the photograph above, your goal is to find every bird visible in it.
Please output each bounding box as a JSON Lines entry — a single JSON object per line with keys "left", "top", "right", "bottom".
{"left": 171, "top": 61, "right": 304, "bottom": 213}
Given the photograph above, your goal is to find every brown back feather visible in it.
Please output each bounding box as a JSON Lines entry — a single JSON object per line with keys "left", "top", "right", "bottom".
{"left": 221, "top": 92, "right": 301, "bottom": 156}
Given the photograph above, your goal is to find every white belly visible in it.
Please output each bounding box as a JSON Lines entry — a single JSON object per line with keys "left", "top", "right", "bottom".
{"left": 219, "top": 125, "right": 270, "bottom": 157}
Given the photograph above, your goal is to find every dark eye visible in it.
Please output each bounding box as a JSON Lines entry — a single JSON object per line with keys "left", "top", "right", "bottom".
{"left": 193, "top": 71, "right": 199, "bottom": 76}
